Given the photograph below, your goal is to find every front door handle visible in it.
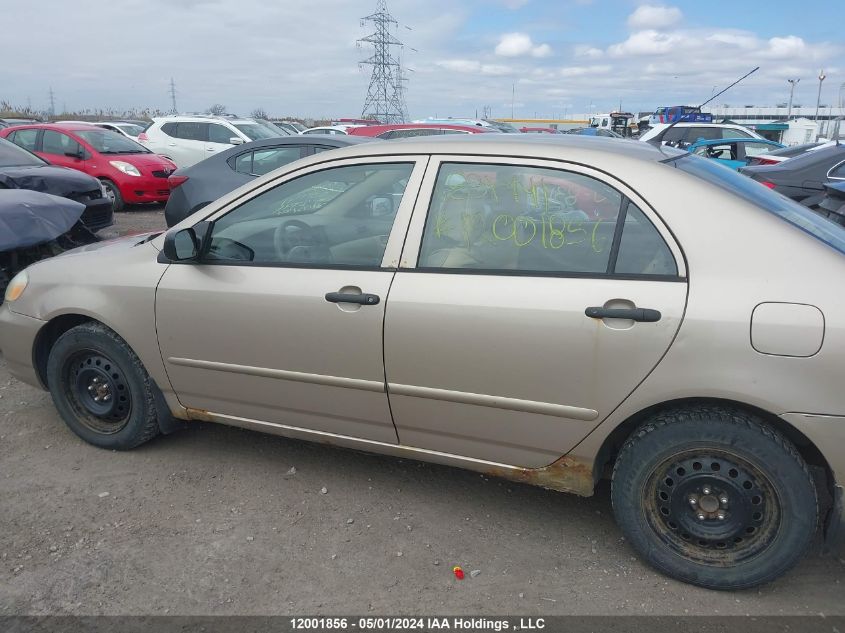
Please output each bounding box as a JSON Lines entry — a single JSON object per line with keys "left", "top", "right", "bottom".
{"left": 585, "top": 306, "right": 661, "bottom": 322}
{"left": 325, "top": 292, "right": 380, "bottom": 306}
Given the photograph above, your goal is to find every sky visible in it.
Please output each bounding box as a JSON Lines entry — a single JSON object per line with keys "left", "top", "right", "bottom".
{"left": 1, "top": 0, "right": 843, "bottom": 120}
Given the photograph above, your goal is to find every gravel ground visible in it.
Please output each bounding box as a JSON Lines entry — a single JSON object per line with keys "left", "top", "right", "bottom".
{"left": 1, "top": 206, "right": 843, "bottom": 615}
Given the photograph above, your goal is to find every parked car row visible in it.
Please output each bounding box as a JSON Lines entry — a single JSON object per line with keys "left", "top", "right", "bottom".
{"left": 1, "top": 123, "right": 176, "bottom": 211}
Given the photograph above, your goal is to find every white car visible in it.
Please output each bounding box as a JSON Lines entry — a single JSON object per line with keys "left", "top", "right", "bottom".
{"left": 640, "top": 122, "right": 763, "bottom": 147}
{"left": 302, "top": 126, "right": 350, "bottom": 135}
{"left": 94, "top": 121, "right": 147, "bottom": 140}
{"left": 138, "top": 115, "right": 279, "bottom": 167}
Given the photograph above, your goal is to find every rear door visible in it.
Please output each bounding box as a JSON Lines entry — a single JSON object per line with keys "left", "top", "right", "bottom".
{"left": 384, "top": 157, "right": 688, "bottom": 467}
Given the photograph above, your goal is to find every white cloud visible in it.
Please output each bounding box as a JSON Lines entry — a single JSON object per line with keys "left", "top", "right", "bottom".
{"left": 627, "top": 4, "right": 682, "bottom": 30}
{"left": 436, "top": 59, "right": 514, "bottom": 76}
{"left": 608, "top": 30, "right": 685, "bottom": 57}
{"left": 574, "top": 45, "right": 604, "bottom": 59}
{"left": 495, "top": 32, "right": 552, "bottom": 58}
{"left": 560, "top": 65, "right": 612, "bottom": 77}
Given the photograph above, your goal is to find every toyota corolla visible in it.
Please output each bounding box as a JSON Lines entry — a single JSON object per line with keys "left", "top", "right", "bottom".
{"left": 1, "top": 136, "right": 843, "bottom": 589}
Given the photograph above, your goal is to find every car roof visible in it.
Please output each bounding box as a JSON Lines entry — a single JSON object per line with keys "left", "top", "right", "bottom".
{"left": 180, "top": 135, "right": 374, "bottom": 172}
{"left": 690, "top": 137, "right": 780, "bottom": 146}
{"left": 151, "top": 116, "right": 256, "bottom": 125}
{"left": 13, "top": 122, "right": 100, "bottom": 132}
{"left": 300, "top": 133, "right": 681, "bottom": 165}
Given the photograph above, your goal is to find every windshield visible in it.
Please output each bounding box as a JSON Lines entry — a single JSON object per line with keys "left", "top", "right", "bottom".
{"left": 0, "top": 137, "right": 46, "bottom": 167}
{"left": 256, "top": 120, "right": 291, "bottom": 136}
{"left": 671, "top": 153, "right": 845, "bottom": 255}
{"left": 76, "top": 129, "right": 150, "bottom": 154}
{"left": 233, "top": 123, "right": 279, "bottom": 141}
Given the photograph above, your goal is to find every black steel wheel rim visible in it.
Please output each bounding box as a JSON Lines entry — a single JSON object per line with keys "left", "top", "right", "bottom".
{"left": 644, "top": 449, "right": 781, "bottom": 565}
{"left": 63, "top": 350, "right": 132, "bottom": 434}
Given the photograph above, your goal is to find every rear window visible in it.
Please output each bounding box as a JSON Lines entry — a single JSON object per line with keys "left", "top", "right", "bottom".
{"left": 671, "top": 153, "right": 845, "bottom": 255}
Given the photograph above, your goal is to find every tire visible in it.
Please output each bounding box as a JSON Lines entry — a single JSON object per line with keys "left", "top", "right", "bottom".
{"left": 46, "top": 322, "right": 161, "bottom": 450}
{"left": 611, "top": 406, "right": 817, "bottom": 590}
{"left": 100, "top": 178, "right": 124, "bottom": 212}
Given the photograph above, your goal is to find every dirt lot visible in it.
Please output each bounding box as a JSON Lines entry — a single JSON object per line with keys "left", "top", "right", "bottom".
{"left": 1, "top": 206, "right": 843, "bottom": 615}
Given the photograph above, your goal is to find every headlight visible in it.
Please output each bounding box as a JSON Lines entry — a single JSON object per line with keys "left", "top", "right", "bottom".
{"left": 4, "top": 270, "right": 28, "bottom": 302}
{"left": 109, "top": 161, "right": 141, "bottom": 177}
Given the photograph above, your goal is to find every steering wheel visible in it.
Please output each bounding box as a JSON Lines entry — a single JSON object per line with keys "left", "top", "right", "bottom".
{"left": 273, "top": 219, "right": 313, "bottom": 258}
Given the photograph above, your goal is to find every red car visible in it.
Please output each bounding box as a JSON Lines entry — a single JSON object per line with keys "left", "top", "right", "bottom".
{"left": 519, "top": 127, "right": 562, "bottom": 134}
{"left": 0, "top": 123, "right": 176, "bottom": 211}
{"left": 347, "top": 123, "right": 491, "bottom": 139}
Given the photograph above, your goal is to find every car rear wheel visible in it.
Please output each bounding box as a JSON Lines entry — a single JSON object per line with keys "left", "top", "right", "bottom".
{"left": 46, "top": 322, "right": 160, "bottom": 450}
{"left": 611, "top": 406, "right": 818, "bottom": 589}
{"left": 100, "top": 178, "right": 124, "bottom": 212}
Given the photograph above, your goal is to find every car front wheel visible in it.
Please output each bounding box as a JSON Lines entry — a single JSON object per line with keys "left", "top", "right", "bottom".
{"left": 99, "top": 178, "right": 124, "bottom": 212}
{"left": 46, "top": 322, "right": 161, "bottom": 450}
{"left": 611, "top": 406, "right": 818, "bottom": 589}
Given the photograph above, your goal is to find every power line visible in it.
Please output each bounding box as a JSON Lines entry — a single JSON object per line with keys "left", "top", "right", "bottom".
{"left": 358, "top": 0, "right": 407, "bottom": 124}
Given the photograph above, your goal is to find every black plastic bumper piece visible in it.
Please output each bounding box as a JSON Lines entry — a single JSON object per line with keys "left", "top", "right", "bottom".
{"left": 825, "top": 485, "right": 845, "bottom": 556}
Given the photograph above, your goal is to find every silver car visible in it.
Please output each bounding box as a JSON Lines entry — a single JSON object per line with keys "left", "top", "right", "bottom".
{"left": 2, "top": 135, "right": 843, "bottom": 589}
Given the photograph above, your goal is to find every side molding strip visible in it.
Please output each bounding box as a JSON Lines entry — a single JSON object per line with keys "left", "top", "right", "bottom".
{"left": 168, "top": 357, "right": 386, "bottom": 393}
{"left": 388, "top": 383, "right": 599, "bottom": 421}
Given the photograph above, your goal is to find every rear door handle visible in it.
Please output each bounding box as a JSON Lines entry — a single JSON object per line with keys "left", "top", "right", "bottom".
{"left": 585, "top": 306, "right": 662, "bottom": 322}
{"left": 325, "top": 292, "right": 380, "bottom": 306}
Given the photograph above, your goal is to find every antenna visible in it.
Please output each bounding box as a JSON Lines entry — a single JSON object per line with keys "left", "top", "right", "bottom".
{"left": 649, "top": 66, "right": 761, "bottom": 147}
{"left": 698, "top": 66, "right": 759, "bottom": 109}
{"left": 169, "top": 78, "right": 178, "bottom": 114}
{"left": 358, "top": 0, "right": 408, "bottom": 123}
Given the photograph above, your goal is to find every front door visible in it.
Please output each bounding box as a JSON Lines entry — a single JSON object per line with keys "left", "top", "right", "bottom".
{"left": 38, "top": 129, "right": 88, "bottom": 171}
{"left": 384, "top": 158, "right": 688, "bottom": 467}
{"left": 156, "top": 156, "right": 427, "bottom": 443}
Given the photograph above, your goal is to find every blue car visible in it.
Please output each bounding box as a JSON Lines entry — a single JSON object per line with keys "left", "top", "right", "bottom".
{"left": 688, "top": 137, "right": 784, "bottom": 170}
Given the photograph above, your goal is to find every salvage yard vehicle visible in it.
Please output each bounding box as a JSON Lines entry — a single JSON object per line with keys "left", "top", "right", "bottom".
{"left": 0, "top": 189, "right": 98, "bottom": 296}
{"left": 0, "top": 137, "right": 112, "bottom": 231}
{"left": 1, "top": 135, "right": 843, "bottom": 590}
{"left": 348, "top": 123, "right": 490, "bottom": 139}
{"left": 0, "top": 123, "right": 177, "bottom": 212}
{"left": 94, "top": 121, "right": 148, "bottom": 140}
{"left": 688, "top": 138, "right": 784, "bottom": 170}
{"left": 164, "top": 135, "right": 372, "bottom": 227}
{"left": 739, "top": 143, "right": 845, "bottom": 203}
{"left": 640, "top": 122, "right": 763, "bottom": 147}
{"left": 138, "top": 115, "right": 280, "bottom": 168}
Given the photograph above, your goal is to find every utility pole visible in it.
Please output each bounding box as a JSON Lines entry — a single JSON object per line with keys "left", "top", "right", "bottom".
{"left": 511, "top": 83, "right": 515, "bottom": 119}
{"left": 786, "top": 78, "right": 800, "bottom": 120}
{"left": 48, "top": 87, "right": 56, "bottom": 117}
{"left": 815, "top": 70, "right": 826, "bottom": 122}
{"left": 169, "top": 78, "right": 178, "bottom": 114}
{"left": 358, "top": 0, "right": 407, "bottom": 124}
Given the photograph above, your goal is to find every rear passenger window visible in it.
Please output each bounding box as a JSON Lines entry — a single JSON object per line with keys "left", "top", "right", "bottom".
{"left": 418, "top": 162, "right": 677, "bottom": 277}
{"left": 9, "top": 129, "right": 38, "bottom": 151}
{"left": 614, "top": 203, "right": 677, "bottom": 276}
{"left": 418, "top": 163, "right": 622, "bottom": 274}
{"left": 176, "top": 122, "right": 206, "bottom": 141}
{"left": 161, "top": 122, "right": 178, "bottom": 137}
{"left": 230, "top": 147, "right": 302, "bottom": 176}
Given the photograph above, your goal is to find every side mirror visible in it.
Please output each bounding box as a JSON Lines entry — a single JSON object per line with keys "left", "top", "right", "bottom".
{"left": 65, "top": 150, "right": 84, "bottom": 160}
{"left": 230, "top": 137, "right": 244, "bottom": 145}
{"left": 162, "top": 221, "right": 213, "bottom": 262}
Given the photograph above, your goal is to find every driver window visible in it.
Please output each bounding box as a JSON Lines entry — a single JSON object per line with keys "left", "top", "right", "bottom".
{"left": 206, "top": 162, "right": 415, "bottom": 267}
